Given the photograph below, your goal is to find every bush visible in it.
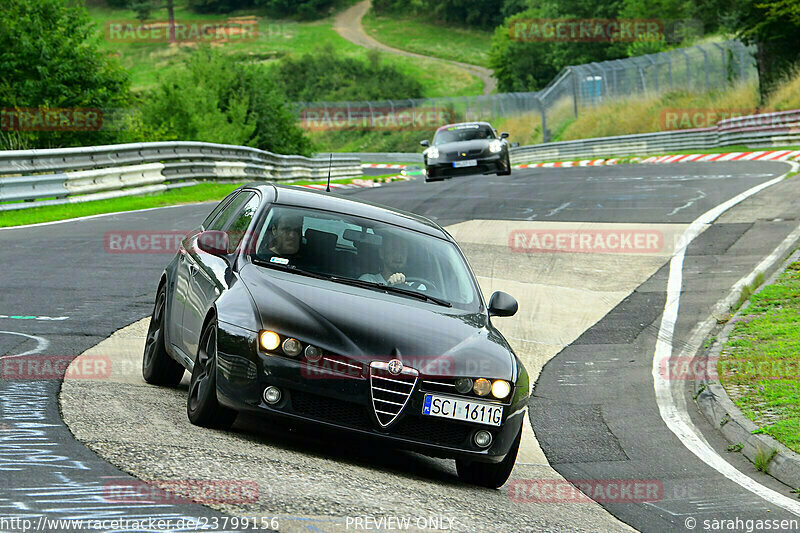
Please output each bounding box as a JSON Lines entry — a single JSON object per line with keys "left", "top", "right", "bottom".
{"left": 0, "top": 0, "right": 131, "bottom": 149}
{"left": 274, "top": 47, "right": 424, "bottom": 102}
{"left": 135, "top": 47, "right": 312, "bottom": 155}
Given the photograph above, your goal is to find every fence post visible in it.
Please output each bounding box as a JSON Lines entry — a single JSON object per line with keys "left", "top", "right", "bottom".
{"left": 679, "top": 48, "right": 691, "bottom": 89}
{"left": 539, "top": 96, "right": 549, "bottom": 143}
{"left": 569, "top": 68, "right": 579, "bottom": 118}
{"left": 696, "top": 45, "right": 710, "bottom": 91}
{"left": 712, "top": 42, "right": 727, "bottom": 83}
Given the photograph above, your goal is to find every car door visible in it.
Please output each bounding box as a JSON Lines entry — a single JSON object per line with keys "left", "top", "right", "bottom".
{"left": 169, "top": 192, "right": 241, "bottom": 354}
{"left": 183, "top": 191, "right": 260, "bottom": 360}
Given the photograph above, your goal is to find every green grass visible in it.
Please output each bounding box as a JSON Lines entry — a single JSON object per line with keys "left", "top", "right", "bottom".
{"left": 88, "top": 2, "right": 482, "bottom": 97}
{"left": 0, "top": 175, "right": 385, "bottom": 228}
{"left": 362, "top": 12, "right": 492, "bottom": 68}
{"left": 718, "top": 259, "right": 800, "bottom": 454}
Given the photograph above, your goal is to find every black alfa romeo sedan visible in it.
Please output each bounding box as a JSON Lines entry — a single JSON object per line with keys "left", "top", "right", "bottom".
{"left": 142, "top": 184, "right": 529, "bottom": 488}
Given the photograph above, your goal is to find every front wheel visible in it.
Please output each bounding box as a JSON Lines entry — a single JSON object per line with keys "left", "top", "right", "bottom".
{"left": 187, "top": 320, "right": 238, "bottom": 429}
{"left": 142, "top": 285, "right": 185, "bottom": 386}
{"left": 456, "top": 429, "right": 521, "bottom": 488}
{"left": 497, "top": 156, "right": 512, "bottom": 176}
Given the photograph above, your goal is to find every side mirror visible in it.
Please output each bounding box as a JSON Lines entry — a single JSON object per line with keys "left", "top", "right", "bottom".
{"left": 197, "top": 230, "right": 229, "bottom": 256}
{"left": 500, "top": 132, "right": 510, "bottom": 139}
{"left": 488, "top": 291, "right": 518, "bottom": 317}
{"left": 420, "top": 140, "right": 430, "bottom": 147}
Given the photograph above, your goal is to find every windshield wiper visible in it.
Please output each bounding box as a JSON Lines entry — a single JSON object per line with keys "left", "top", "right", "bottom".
{"left": 328, "top": 277, "right": 452, "bottom": 308}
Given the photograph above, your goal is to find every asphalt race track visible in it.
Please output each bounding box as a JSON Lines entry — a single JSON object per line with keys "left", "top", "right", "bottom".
{"left": 2, "top": 161, "right": 800, "bottom": 532}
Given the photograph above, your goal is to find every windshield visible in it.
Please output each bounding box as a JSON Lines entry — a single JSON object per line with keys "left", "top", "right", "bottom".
{"left": 433, "top": 124, "right": 496, "bottom": 145}
{"left": 248, "top": 205, "right": 481, "bottom": 311}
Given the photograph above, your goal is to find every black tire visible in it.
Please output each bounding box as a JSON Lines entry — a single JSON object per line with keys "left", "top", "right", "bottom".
{"left": 142, "top": 285, "right": 185, "bottom": 386}
{"left": 456, "top": 429, "right": 521, "bottom": 488}
{"left": 497, "top": 156, "right": 512, "bottom": 176}
{"left": 187, "top": 319, "right": 238, "bottom": 429}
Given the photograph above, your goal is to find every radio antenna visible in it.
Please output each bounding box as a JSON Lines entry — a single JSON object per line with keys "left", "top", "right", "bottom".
{"left": 325, "top": 153, "right": 332, "bottom": 192}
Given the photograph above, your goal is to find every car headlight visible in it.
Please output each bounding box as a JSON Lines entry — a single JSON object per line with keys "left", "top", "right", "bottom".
{"left": 427, "top": 146, "right": 439, "bottom": 159}
{"left": 282, "top": 338, "right": 302, "bottom": 357}
{"left": 489, "top": 140, "right": 503, "bottom": 153}
{"left": 473, "top": 378, "right": 491, "bottom": 396}
{"left": 455, "top": 377, "right": 473, "bottom": 394}
{"left": 259, "top": 331, "right": 281, "bottom": 351}
{"left": 491, "top": 380, "right": 511, "bottom": 399}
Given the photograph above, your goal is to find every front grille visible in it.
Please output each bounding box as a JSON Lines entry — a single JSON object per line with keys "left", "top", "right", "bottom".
{"left": 369, "top": 361, "right": 418, "bottom": 427}
{"left": 291, "top": 390, "right": 371, "bottom": 430}
{"left": 393, "top": 416, "right": 473, "bottom": 447}
{"left": 446, "top": 148, "right": 484, "bottom": 159}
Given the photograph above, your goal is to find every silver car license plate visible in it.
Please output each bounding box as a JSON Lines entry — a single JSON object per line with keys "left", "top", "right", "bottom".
{"left": 452, "top": 159, "right": 478, "bottom": 168}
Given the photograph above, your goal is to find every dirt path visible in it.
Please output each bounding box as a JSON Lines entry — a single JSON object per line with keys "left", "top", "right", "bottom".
{"left": 333, "top": 0, "right": 496, "bottom": 95}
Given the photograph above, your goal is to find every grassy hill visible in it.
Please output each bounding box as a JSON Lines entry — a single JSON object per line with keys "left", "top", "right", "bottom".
{"left": 87, "top": 2, "right": 483, "bottom": 98}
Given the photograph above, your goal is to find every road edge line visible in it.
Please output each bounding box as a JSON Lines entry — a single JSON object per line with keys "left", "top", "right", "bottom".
{"left": 652, "top": 161, "right": 800, "bottom": 515}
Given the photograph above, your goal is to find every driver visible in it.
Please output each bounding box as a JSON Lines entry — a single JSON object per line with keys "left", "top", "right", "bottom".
{"left": 262, "top": 212, "right": 306, "bottom": 264}
{"left": 359, "top": 230, "right": 410, "bottom": 286}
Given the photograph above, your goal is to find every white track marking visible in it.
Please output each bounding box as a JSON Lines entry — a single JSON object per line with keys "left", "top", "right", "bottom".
{"left": 652, "top": 161, "right": 800, "bottom": 516}
{"left": 0, "top": 331, "right": 49, "bottom": 357}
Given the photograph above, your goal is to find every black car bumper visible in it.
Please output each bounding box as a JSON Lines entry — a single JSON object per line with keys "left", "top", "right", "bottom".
{"left": 425, "top": 153, "right": 508, "bottom": 180}
{"left": 215, "top": 323, "right": 526, "bottom": 464}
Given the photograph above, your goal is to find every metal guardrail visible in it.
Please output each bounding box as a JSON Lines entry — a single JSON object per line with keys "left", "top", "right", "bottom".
{"left": 0, "top": 141, "right": 362, "bottom": 211}
{"left": 325, "top": 109, "right": 799, "bottom": 165}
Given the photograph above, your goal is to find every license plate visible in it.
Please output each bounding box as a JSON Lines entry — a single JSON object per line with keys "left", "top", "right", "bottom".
{"left": 452, "top": 159, "right": 477, "bottom": 168}
{"left": 422, "top": 394, "right": 503, "bottom": 426}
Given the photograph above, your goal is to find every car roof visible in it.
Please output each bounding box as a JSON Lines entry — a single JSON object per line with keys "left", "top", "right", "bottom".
{"left": 245, "top": 183, "right": 451, "bottom": 240}
{"left": 435, "top": 121, "right": 494, "bottom": 133}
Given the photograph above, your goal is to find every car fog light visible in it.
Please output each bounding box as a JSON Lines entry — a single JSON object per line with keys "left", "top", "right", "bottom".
{"left": 282, "top": 338, "right": 302, "bottom": 357}
{"left": 455, "top": 377, "right": 473, "bottom": 394}
{"left": 473, "top": 378, "right": 491, "bottom": 396}
{"left": 260, "top": 331, "right": 280, "bottom": 351}
{"left": 263, "top": 386, "right": 281, "bottom": 404}
{"left": 491, "top": 380, "right": 511, "bottom": 399}
{"left": 474, "top": 430, "right": 493, "bottom": 448}
{"left": 305, "top": 345, "right": 323, "bottom": 362}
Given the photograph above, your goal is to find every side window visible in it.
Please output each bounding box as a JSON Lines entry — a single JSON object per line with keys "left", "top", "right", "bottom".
{"left": 203, "top": 191, "right": 239, "bottom": 229}
{"left": 225, "top": 194, "right": 260, "bottom": 253}
{"left": 207, "top": 192, "right": 250, "bottom": 232}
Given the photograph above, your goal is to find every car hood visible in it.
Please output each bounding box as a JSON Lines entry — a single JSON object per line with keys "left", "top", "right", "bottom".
{"left": 240, "top": 264, "right": 515, "bottom": 380}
